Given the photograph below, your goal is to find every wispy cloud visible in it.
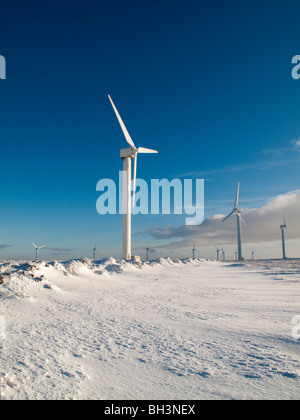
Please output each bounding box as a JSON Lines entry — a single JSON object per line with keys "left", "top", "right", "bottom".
{"left": 178, "top": 140, "right": 300, "bottom": 179}
{"left": 262, "top": 138, "right": 300, "bottom": 156}
{"left": 291, "top": 138, "right": 300, "bottom": 150}
{"left": 148, "top": 190, "right": 300, "bottom": 249}
{"left": 0, "top": 244, "right": 11, "bottom": 249}
{"left": 44, "top": 247, "right": 73, "bottom": 254}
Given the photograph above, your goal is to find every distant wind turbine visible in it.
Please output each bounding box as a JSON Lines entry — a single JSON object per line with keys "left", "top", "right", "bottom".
{"left": 280, "top": 212, "right": 288, "bottom": 260}
{"left": 89, "top": 242, "right": 98, "bottom": 260}
{"left": 251, "top": 251, "right": 255, "bottom": 261}
{"left": 146, "top": 242, "right": 150, "bottom": 261}
{"left": 192, "top": 242, "right": 200, "bottom": 260}
{"left": 222, "top": 249, "right": 226, "bottom": 262}
{"left": 108, "top": 95, "right": 158, "bottom": 260}
{"left": 215, "top": 246, "right": 222, "bottom": 262}
{"left": 222, "top": 182, "right": 245, "bottom": 261}
{"left": 32, "top": 243, "right": 46, "bottom": 261}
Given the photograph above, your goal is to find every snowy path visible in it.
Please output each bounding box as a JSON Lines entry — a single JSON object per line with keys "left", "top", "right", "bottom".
{"left": 0, "top": 259, "right": 299, "bottom": 400}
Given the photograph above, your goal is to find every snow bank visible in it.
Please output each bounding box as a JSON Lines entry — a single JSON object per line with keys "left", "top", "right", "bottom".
{"left": 0, "top": 257, "right": 211, "bottom": 299}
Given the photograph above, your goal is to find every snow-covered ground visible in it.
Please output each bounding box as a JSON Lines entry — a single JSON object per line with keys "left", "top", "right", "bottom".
{"left": 0, "top": 258, "right": 299, "bottom": 400}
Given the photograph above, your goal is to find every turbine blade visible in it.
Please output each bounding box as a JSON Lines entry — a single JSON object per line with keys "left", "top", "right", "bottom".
{"left": 221, "top": 210, "right": 235, "bottom": 223}
{"left": 236, "top": 211, "right": 246, "bottom": 226}
{"left": 235, "top": 182, "right": 240, "bottom": 208}
{"left": 108, "top": 95, "right": 136, "bottom": 148}
{"left": 286, "top": 227, "right": 292, "bottom": 238}
{"left": 138, "top": 147, "right": 158, "bottom": 154}
{"left": 32, "top": 242, "right": 38, "bottom": 249}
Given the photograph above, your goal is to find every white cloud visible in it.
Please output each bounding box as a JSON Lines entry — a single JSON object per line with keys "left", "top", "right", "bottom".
{"left": 148, "top": 190, "right": 300, "bottom": 249}
{"left": 291, "top": 139, "right": 300, "bottom": 150}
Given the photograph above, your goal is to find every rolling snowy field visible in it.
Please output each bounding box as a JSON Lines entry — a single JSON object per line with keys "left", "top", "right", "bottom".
{"left": 0, "top": 258, "right": 299, "bottom": 400}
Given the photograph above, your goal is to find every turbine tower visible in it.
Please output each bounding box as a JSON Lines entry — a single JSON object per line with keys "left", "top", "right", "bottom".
{"left": 108, "top": 95, "right": 158, "bottom": 260}
{"left": 146, "top": 242, "right": 150, "bottom": 261}
{"left": 32, "top": 243, "right": 46, "bottom": 261}
{"left": 251, "top": 251, "right": 255, "bottom": 261}
{"left": 222, "top": 182, "right": 245, "bottom": 261}
{"left": 280, "top": 214, "right": 288, "bottom": 260}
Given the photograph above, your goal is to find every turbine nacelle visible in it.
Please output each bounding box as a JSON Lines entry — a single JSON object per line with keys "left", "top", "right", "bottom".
{"left": 120, "top": 147, "right": 158, "bottom": 159}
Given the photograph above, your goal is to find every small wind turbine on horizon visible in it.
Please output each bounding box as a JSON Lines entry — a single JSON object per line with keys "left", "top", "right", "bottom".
{"left": 89, "top": 242, "right": 98, "bottom": 260}
{"left": 251, "top": 251, "right": 255, "bottom": 261}
{"left": 108, "top": 95, "right": 158, "bottom": 260}
{"left": 32, "top": 243, "right": 46, "bottom": 261}
{"left": 146, "top": 242, "right": 150, "bottom": 261}
{"left": 280, "top": 212, "right": 288, "bottom": 260}
{"left": 215, "top": 246, "right": 222, "bottom": 262}
{"left": 192, "top": 242, "right": 200, "bottom": 260}
{"left": 222, "top": 182, "right": 245, "bottom": 261}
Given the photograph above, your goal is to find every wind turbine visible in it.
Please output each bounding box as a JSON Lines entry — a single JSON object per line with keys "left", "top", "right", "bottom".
{"left": 251, "top": 251, "right": 255, "bottom": 261}
{"left": 89, "top": 242, "right": 98, "bottom": 260}
{"left": 32, "top": 243, "right": 46, "bottom": 261}
{"left": 215, "top": 246, "right": 222, "bottom": 261}
{"left": 222, "top": 182, "right": 245, "bottom": 261}
{"left": 192, "top": 242, "right": 201, "bottom": 260}
{"left": 146, "top": 242, "right": 150, "bottom": 261}
{"left": 108, "top": 95, "right": 158, "bottom": 260}
{"left": 280, "top": 213, "right": 288, "bottom": 260}
{"left": 222, "top": 249, "right": 226, "bottom": 262}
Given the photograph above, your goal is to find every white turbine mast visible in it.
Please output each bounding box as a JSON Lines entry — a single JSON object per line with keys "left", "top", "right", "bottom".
{"left": 32, "top": 242, "right": 46, "bottom": 261}
{"left": 108, "top": 95, "right": 158, "bottom": 260}
{"left": 222, "top": 182, "right": 245, "bottom": 261}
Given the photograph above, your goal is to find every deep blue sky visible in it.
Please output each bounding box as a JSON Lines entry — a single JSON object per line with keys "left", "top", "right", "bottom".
{"left": 1, "top": 0, "right": 300, "bottom": 259}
